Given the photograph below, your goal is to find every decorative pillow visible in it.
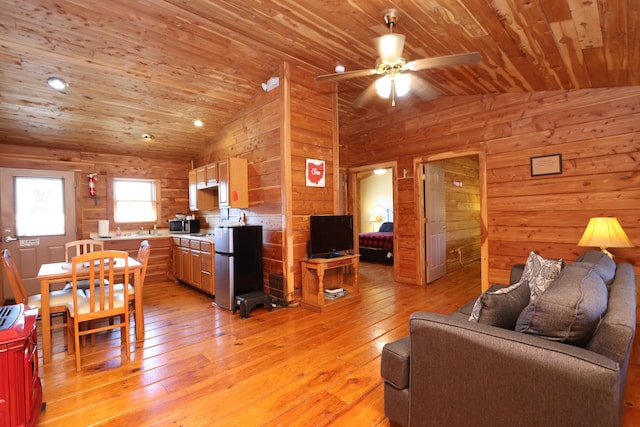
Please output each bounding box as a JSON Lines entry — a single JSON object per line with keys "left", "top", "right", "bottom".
{"left": 379, "top": 222, "right": 393, "bottom": 232}
{"left": 520, "top": 251, "right": 564, "bottom": 300}
{"left": 575, "top": 250, "right": 616, "bottom": 286}
{"left": 516, "top": 262, "right": 608, "bottom": 345}
{"left": 468, "top": 279, "right": 530, "bottom": 329}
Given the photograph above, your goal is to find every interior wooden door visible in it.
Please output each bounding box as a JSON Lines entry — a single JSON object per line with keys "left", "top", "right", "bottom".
{"left": 424, "top": 164, "right": 446, "bottom": 283}
{"left": 0, "top": 168, "right": 77, "bottom": 300}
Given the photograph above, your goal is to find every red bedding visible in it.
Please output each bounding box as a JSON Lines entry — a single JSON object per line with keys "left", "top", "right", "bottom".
{"left": 358, "top": 231, "right": 394, "bottom": 252}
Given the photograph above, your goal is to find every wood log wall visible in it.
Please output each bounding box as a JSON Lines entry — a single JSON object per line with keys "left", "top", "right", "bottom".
{"left": 432, "top": 157, "right": 482, "bottom": 273}
{"left": 197, "top": 60, "right": 336, "bottom": 301}
{"left": 341, "top": 87, "right": 640, "bottom": 287}
{"left": 0, "top": 145, "right": 190, "bottom": 284}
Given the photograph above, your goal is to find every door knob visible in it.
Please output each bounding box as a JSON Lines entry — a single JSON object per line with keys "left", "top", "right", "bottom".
{"left": 4, "top": 236, "right": 18, "bottom": 243}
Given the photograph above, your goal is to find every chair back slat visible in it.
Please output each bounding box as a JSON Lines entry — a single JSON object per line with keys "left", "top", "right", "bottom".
{"left": 1, "top": 249, "right": 29, "bottom": 304}
{"left": 65, "top": 239, "right": 105, "bottom": 262}
{"left": 136, "top": 240, "right": 151, "bottom": 285}
{"left": 71, "top": 250, "right": 129, "bottom": 316}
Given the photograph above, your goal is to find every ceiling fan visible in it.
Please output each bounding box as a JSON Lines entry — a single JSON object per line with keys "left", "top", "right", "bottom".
{"left": 315, "top": 10, "right": 482, "bottom": 107}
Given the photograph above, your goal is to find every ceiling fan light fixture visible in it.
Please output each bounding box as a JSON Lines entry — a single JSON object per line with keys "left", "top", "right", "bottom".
{"left": 375, "top": 34, "right": 405, "bottom": 62}
{"left": 395, "top": 73, "right": 411, "bottom": 97}
{"left": 375, "top": 75, "right": 392, "bottom": 98}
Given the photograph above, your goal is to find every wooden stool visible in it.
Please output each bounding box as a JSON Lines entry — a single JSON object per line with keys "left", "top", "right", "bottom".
{"left": 233, "top": 292, "right": 273, "bottom": 319}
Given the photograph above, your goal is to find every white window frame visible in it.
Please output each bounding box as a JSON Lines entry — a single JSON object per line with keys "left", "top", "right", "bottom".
{"left": 113, "top": 178, "right": 158, "bottom": 224}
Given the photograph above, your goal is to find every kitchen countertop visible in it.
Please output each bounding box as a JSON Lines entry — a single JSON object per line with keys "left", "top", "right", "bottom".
{"left": 90, "top": 231, "right": 214, "bottom": 242}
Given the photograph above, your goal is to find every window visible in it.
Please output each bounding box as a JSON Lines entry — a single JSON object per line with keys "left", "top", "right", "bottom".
{"left": 15, "top": 176, "right": 66, "bottom": 236}
{"left": 113, "top": 178, "right": 158, "bottom": 223}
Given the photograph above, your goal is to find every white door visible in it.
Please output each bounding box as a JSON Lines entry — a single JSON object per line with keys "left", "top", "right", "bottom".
{"left": 424, "top": 164, "right": 446, "bottom": 283}
{"left": 0, "top": 168, "right": 77, "bottom": 300}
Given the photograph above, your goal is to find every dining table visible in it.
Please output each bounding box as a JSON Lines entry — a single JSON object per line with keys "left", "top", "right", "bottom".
{"left": 36, "top": 256, "right": 144, "bottom": 364}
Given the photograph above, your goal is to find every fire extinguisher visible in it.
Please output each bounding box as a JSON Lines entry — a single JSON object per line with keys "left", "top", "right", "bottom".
{"left": 88, "top": 174, "right": 97, "bottom": 196}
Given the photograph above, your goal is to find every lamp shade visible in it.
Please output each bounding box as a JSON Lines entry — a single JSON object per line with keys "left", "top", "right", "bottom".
{"left": 577, "top": 217, "right": 633, "bottom": 255}
{"left": 374, "top": 34, "right": 405, "bottom": 62}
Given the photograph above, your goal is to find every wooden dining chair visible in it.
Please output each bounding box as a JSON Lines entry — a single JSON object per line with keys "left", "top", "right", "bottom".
{"left": 111, "top": 240, "right": 150, "bottom": 319}
{"left": 64, "top": 239, "right": 106, "bottom": 289}
{"left": 1, "top": 249, "right": 77, "bottom": 349}
{"left": 66, "top": 250, "right": 130, "bottom": 371}
{"left": 64, "top": 239, "right": 105, "bottom": 262}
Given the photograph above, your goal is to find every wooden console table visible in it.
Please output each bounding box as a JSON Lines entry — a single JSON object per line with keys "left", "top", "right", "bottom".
{"left": 301, "top": 254, "right": 360, "bottom": 313}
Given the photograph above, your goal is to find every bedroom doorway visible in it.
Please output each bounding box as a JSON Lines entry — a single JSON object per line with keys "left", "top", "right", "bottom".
{"left": 348, "top": 162, "right": 397, "bottom": 272}
{"left": 417, "top": 151, "right": 488, "bottom": 291}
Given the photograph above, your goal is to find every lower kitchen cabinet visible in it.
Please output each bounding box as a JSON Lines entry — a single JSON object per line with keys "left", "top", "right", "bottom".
{"left": 101, "top": 236, "right": 172, "bottom": 284}
{"left": 171, "top": 237, "right": 214, "bottom": 296}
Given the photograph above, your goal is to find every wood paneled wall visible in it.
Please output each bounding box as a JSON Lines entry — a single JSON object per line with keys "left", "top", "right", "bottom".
{"left": 0, "top": 146, "right": 190, "bottom": 235}
{"left": 341, "top": 87, "right": 640, "bottom": 285}
{"left": 0, "top": 145, "right": 190, "bottom": 284}
{"left": 432, "top": 157, "right": 481, "bottom": 273}
{"left": 288, "top": 63, "right": 338, "bottom": 296}
{"left": 197, "top": 60, "right": 337, "bottom": 301}
{"left": 197, "top": 64, "right": 284, "bottom": 296}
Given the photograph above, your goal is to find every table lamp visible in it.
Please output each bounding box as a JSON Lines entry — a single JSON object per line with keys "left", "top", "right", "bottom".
{"left": 577, "top": 217, "right": 633, "bottom": 258}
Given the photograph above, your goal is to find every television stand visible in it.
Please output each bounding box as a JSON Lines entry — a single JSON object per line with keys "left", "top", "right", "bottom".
{"left": 301, "top": 254, "right": 360, "bottom": 313}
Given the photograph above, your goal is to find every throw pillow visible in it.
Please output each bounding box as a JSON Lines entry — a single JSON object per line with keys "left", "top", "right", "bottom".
{"left": 520, "top": 251, "right": 564, "bottom": 300}
{"left": 576, "top": 250, "right": 616, "bottom": 286}
{"left": 468, "top": 279, "right": 530, "bottom": 329}
{"left": 515, "top": 262, "right": 608, "bottom": 345}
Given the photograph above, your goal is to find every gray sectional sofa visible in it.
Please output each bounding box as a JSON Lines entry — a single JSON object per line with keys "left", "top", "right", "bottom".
{"left": 381, "top": 251, "right": 637, "bottom": 427}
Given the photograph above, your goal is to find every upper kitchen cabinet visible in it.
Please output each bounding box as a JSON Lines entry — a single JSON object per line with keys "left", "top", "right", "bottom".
{"left": 195, "top": 166, "right": 207, "bottom": 189}
{"left": 189, "top": 169, "right": 215, "bottom": 211}
{"left": 218, "top": 158, "right": 248, "bottom": 209}
{"left": 206, "top": 163, "right": 218, "bottom": 187}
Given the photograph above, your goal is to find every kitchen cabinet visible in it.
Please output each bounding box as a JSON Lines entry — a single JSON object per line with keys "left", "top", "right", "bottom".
{"left": 200, "top": 241, "right": 214, "bottom": 294}
{"left": 206, "top": 163, "right": 218, "bottom": 187}
{"left": 188, "top": 169, "right": 215, "bottom": 211}
{"left": 195, "top": 166, "right": 207, "bottom": 189}
{"left": 171, "top": 236, "right": 214, "bottom": 296}
{"left": 101, "top": 235, "right": 172, "bottom": 284}
{"left": 218, "top": 157, "right": 248, "bottom": 208}
{"left": 179, "top": 239, "right": 192, "bottom": 284}
{"left": 188, "top": 169, "right": 198, "bottom": 211}
{"left": 190, "top": 239, "right": 202, "bottom": 289}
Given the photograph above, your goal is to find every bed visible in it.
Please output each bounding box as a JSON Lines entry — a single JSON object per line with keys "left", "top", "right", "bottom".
{"left": 358, "top": 222, "right": 393, "bottom": 263}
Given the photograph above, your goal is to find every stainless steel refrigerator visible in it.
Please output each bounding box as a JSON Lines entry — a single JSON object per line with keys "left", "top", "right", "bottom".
{"left": 213, "top": 225, "right": 263, "bottom": 310}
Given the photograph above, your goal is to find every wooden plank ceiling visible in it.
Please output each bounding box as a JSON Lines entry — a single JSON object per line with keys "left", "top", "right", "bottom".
{"left": 1, "top": 0, "right": 638, "bottom": 161}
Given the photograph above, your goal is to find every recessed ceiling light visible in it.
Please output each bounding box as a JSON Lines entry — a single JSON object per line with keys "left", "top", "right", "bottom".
{"left": 47, "top": 76, "right": 68, "bottom": 91}
{"left": 335, "top": 65, "right": 346, "bottom": 73}
{"left": 141, "top": 133, "right": 155, "bottom": 141}
{"left": 193, "top": 119, "right": 204, "bottom": 127}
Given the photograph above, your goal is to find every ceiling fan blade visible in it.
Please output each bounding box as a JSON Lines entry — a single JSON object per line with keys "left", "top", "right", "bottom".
{"left": 352, "top": 84, "right": 379, "bottom": 108}
{"left": 315, "top": 68, "right": 379, "bottom": 82}
{"left": 374, "top": 33, "right": 405, "bottom": 62}
{"left": 407, "top": 52, "right": 482, "bottom": 71}
{"left": 410, "top": 76, "right": 439, "bottom": 101}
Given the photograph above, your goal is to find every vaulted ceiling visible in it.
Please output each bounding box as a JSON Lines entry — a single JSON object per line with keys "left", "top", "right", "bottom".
{"left": 1, "top": 1, "right": 638, "bottom": 161}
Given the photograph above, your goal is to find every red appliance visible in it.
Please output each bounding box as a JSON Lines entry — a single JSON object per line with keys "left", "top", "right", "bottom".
{"left": 0, "top": 304, "right": 43, "bottom": 427}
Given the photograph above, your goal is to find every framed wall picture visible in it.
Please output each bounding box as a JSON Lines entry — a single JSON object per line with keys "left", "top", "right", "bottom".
{"left": 305, "top": 158, "right": 325, "bottom": 187}
{"left": 530, "top": 154, "right": 562, "bottom": 176}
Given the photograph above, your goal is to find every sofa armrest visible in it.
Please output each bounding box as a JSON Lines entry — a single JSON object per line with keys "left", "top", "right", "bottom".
{"left": 407, "top": 311, "right": 624, "bottom": 427}
{"left": 510, "top": 263, "right": 525, "bottom": 284}
{"left": 381, "top": 336, "right": 410, "bottom": 390}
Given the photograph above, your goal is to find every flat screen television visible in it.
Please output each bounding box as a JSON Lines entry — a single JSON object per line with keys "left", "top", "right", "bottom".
{"left": 308, "top": 215, "right": 354, "bottom": 258}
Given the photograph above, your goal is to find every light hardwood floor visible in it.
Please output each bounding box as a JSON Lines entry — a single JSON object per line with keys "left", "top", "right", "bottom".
{"left": 35, "top": 262, "right": 640, "bottom": 426}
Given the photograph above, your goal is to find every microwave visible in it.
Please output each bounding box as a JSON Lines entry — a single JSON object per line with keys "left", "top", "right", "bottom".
{"left": 169, "top": 219, "right": 200, "bottom": 234}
